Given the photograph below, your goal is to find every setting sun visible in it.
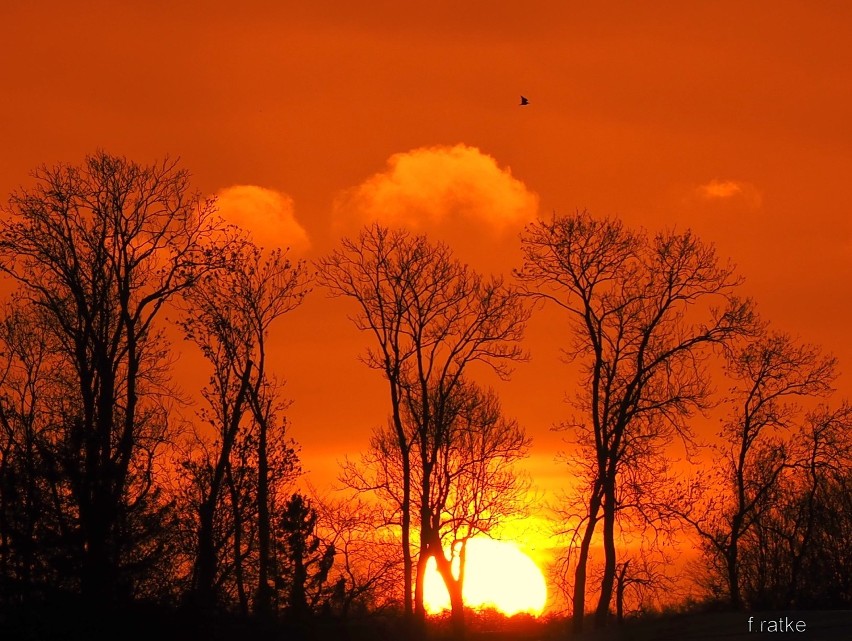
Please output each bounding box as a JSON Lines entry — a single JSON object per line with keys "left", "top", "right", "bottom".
{"left": 423, "top": 538, "right": 547, "bottom": 617}
{"left": 3, "top": 3, "right": 852, "bottom": 639}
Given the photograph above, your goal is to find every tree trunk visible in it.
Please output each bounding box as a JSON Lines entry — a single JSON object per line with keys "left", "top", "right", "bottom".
{"left": 82, "top": 499, "right": 113, "bottom": 606}
{"left": 226, "top": 465, "right": 248, "bottom": 616}
{"left": 196, "top": 499, "right": 217, "bottom": 609}
{"left": 0, "top": 450, "right": 8, "bottom": 597}
{"left": 389, "top": 379, "right": 414, "bottom": 621}
{"left": 414, "top": 549, "right": 429, "bottom": 625}
{"left": 415, "top": 448, "right": 433, "bottom": 623}
{"left": 401, "top": 452, "right": 413, "bottom": 620}
{"left": 727, "top": 540, "right": 741, "bottom": 609}
{"left": 616, "top": 561, "right": 629, "bottom": 624}
{"left": 291, "top": 548, "right": 308, "bottom": 620}
{"left": 433, "top": 543, "right": 466, "bottom": 640}
{"left": 80, "top": 354, "right": 118, "bottom": 606}
{"left": 255, "top": 394, "right": 272, "bottom": 617}
{"left": 572, "top": 481, "right": 602, "bottom": 633}
{"left": 194, "top": 361, "right": 253, "bottom": 609}
{"left": 595, "top": 481, "right": 617, "bottom": 628}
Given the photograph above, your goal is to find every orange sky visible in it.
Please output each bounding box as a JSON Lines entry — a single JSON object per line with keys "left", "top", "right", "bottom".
{"left": 2, "top": 2, "right": 852, "bottom": 543}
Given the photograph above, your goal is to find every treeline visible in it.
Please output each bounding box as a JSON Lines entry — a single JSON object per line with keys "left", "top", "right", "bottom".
{"left": 527, "top": 217, "right": 852, "bottom": 631}
{"left": 0, "top": 154, "right": 337, "bottom": 638}
{"left": 0, "top": 154, "right": 849, "bottom": 640}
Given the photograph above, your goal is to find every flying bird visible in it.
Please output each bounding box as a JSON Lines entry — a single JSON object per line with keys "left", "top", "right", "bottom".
{"left": 520, "top": 95, "right": 529, "bottom": 106}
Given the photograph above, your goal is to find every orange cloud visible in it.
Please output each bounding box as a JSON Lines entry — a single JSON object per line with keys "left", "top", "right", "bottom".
{"left": 334, "top": 144, "right": 538, "bottom": 235}
{"left": 696, "top": 179, "right": 762, "bottom": 208}
{"left": 216, "top": 185, "right": 310, "bottom": 254}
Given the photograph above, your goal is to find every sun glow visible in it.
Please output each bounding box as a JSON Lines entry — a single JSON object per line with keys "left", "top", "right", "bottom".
{"left": 423, "top": 538, "right": 547, "bottom": 617}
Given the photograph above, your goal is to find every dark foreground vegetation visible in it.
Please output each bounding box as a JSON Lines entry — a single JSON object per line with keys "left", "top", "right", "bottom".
{"left": 3, "top": 598, "right": 851, "bottom": 641}
{"left": 0, "top": 153, "right": 850, "bottom": 639}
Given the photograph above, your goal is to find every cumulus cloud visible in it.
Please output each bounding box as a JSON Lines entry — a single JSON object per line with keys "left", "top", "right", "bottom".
{"left": 696, "top": 179, "right": 762, "bottom": 208}
{"left": 215, "top": 185, "right": 310, "bottom": 254}
{"left": 334, "top": 144, "right": 538, "bottom": 234}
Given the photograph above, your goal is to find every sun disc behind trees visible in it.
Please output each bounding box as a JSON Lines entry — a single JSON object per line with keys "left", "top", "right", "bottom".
{"left": 423, "top": 538, "right": 547, "bottom": 617}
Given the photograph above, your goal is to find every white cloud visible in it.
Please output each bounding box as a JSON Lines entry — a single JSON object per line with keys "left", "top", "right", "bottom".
{"left": 697, "top": 179, "right": 762, "bottom": 208}
{"left": 334, "top": 144, "right": 538, "bottom": 234}
{"left": 215, "top": 185, "right": 310, "bottom": 254}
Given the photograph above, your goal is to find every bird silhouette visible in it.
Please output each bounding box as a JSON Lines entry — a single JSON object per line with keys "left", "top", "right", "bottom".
{"left": 520, "top": 95, "right": 529, "bottom": 106}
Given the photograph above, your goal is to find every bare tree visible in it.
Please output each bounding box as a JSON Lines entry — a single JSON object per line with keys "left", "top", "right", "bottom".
{"left": 776, "top": 403, "right": 852, "bottom": 606}
{"left": 611, "top": 546, "right": 677, "bottom": 622}
{"left": 517, "top": 212, "right": 753, "bottom": 631}
{"left": 312, "top": 492, "right": 403, "bottom": 618}
{"left": 0, "top": 302, "right": 59, "bottom": 600}
{"left": 179, "top": 242, "right": 308, "bottom": 612}
{"left": 318, "top": 224, "right": 529, "bottom": 635}
{"left": 317, "top": 226, "right": 419, "bottom": 618}
{"left": 671, "top": 332, "right": 837, "bottom": 608}
{"left": 0, "top": 152, "right": 231, "bottom": 605}
{"left": 344, "top": 380, "right": 532, "bottom": 627}
{"left": 784, "top": 462, "right": 852, "bottom": 606}
{"left": 415, "top": 381, "right": 532, "bottom": 619}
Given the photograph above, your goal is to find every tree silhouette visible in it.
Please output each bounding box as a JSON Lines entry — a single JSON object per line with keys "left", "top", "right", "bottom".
{"left": 671, "top": 331, "right": 838, "bottom": 608}
{"left": 312, "top": 492, "right": 403, "bottom": 618}
{"left": 278, "top": 492, "right": 335, "bottom": 621}
{"left": 0, "top": 302, "right": 65, "bottom": 603}
{"left": 517, "top": 212, "right": 754, "bottom": 631}
{"left": 611, "top": 548, "right": 676, "bottom": 622}
{"left": 0, "top": 152, "right": 231, "bottom": 606}
{"left": 318, "top": 224, "right": 528, "bottom": 635}
{"left": 772, "top": 404, "right": 852, "bottom": 607}
{"left": 407, "top": 380, "right": 531, "bottom": 623}
{"left": 342, "top": 380, "right": 531, "bottom": 632}
{"left": 179, "top": 242, "right": 308, "bottom": 612}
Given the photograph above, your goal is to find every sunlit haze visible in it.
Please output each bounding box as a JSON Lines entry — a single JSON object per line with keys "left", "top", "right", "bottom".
{"left": 423, "top": 538, "right": 547, "bottom": 617}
